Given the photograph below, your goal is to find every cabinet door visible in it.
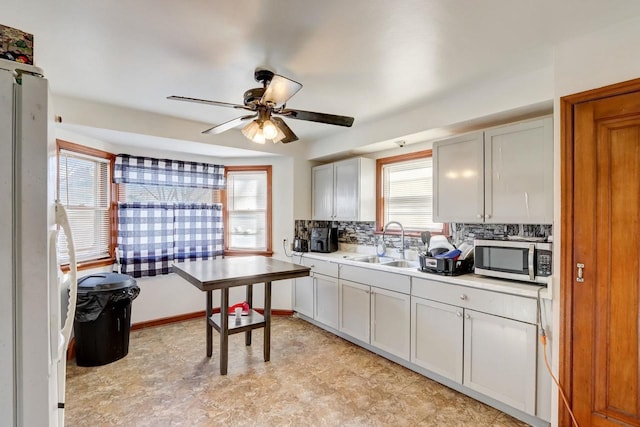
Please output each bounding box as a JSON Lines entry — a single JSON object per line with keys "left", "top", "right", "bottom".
{"left": 293, "top": 276, "right": 314, "bottom": 318}
{"left": 314, "top": 273, "right": 339, "bottom": 329}
{"left": 312, "top": 163, "right": 335, "bottom": 220}
{"left": 484, "top": 117, "right": 553, "bottom": 224}
{"left": 433, "top": 132, "right": 485, "bottom": 222}
{"left": 463, "top": 309, "right": 537, "bottom": 414}
{"left": 371, "top": 287, "right": 410, "bottom": 360}
{"left": 411, "top": 297, "right": 463, "bottom": 383}
{"left": 333, "top": 158, "right": 359, "bottom": 220}
{"left": 339, "top": 279, "right": 370, "bottom": 343}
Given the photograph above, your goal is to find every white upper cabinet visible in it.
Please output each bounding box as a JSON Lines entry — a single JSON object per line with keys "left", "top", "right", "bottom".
{"left": 484, "top": 118, "right": 553, "bottom": 224}
{"left": 433, "top": 132, "right": 485, "bottom": 223}
{"left": 312, "top": 157, "right": 375, "bottom": 221}
{"left": 433, "top": 117, "right": 553, "bottom": 224}
{"left": 311, "top": 163, "right": 334, "bottom": 220}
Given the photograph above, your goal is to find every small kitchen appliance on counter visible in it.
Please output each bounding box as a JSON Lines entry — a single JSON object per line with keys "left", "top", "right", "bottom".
{"left": 474, "top": 238, "right": 552, "bottom": 284}
{"left": 310, "top": 227, "right": 338, "bottom": 253}
{"left": 293, "top": 238, "right": 309, "bottom": 252}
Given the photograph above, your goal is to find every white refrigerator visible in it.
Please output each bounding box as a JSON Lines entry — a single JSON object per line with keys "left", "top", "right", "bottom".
{"left": 0, "top": 58, "right": 77, "bottom": 427}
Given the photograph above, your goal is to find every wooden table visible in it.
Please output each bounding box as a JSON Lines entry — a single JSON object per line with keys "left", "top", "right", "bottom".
{"left": 172, "top": 256, "right": 310, "bottom": 374}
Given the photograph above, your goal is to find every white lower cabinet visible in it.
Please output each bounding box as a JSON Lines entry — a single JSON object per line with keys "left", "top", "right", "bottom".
{"left": 339, "top": 277, "right": 410, "bottom": 361}
{"left": 371, "top": 287, "right": 411, "bottom": 360}
{"left": 463, "top": 309, "right": 537, "bottom": 414}
{"left": 338, "top": 279, "right": 370, "bottom": 343}
{"left": 293, "top": 275, "right": 314, "bottom": 318}
{"left": 314, "top": 273, "right": 339, "bottom": 329}
{"left": 411, "top": 297, "right": 464, "bottom": 383}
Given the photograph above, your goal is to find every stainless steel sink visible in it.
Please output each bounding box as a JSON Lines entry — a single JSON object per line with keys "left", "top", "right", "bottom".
{"left": 350, "top": 255, "right": 395, "bottom": 264}
{"left": 381, "top": 260, "right": 420, "bottom": 268}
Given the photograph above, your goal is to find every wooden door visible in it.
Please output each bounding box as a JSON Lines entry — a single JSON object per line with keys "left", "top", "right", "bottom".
{"left": 562, "top": 82, "right": 640, "bottom": 426}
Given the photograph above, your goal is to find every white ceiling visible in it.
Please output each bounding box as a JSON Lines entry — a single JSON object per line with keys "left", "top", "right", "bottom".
{"left": 4, "top": 0, "right": 640, "bottom": 156}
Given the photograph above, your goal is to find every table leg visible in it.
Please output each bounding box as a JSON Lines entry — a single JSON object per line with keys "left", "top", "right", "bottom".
{"left": 245, "top": 284, "right": 253, "bottom": 346}
{"left": 220, "top": 287, "right": 229, "bottom": 375}
{"left": 206, "top": 290, "right": 212, "bottom": 358}
{"left": 264, "top": 281, "right": 272, "bottom": 362}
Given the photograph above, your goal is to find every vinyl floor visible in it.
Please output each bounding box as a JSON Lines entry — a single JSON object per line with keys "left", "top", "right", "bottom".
{"left": 65, "top": 316, "right": 531, "bottom": 426}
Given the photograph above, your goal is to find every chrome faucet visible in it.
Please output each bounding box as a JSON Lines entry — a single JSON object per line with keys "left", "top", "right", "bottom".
{"left": 383, "top": 221, "right": 405, "bottom": 259}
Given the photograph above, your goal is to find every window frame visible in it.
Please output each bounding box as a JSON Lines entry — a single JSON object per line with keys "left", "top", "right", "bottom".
{"left": 56, "top": 139, "right": 117, "bottom": 271}
{"left": 375, "top": 149, "right": 448, "bottom": 236}
{"left": 223, "top": 165, "right": 273, "bottom": 256}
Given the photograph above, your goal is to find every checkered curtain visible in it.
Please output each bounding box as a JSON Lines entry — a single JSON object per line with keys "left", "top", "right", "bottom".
{"left": 117, "top": 203, "right": 224, "bottom": 277}
{"left": 113, "top": 154, "right": 225, "bottom": 189}
{"left": 174, "top": 203, "right": 224, "bottom": 261}
{"left": 117, "top": 203, "right": 175, "bottom": 278}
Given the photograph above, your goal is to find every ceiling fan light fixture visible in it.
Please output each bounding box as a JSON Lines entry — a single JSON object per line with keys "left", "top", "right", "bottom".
{"left": 241, "top": 120, "right": 260, "bottom": 140}
{"left": 262, "top": 119, "right": 278, "bottom": 140}
{"left": 253, "top": 131, "right": 266, "bottom": 144}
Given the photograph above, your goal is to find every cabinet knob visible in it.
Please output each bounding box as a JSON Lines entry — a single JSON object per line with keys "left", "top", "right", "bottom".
{"left": 477, "top": 214, "right": 483, "bottom": 219}
{"left": 465, "top": 314, "right": 471, "bottom": 319}
{"left": 459, "top": 294, "right": 467, "bottom": 301}
{"left": 485, "top": 214, "right": 492, "bottom": 219}
{"left": 309, "top": 264, "right": 315, "bottom": 268}
{"left": 456, "top": 312, "right": 462, "bottom": 317}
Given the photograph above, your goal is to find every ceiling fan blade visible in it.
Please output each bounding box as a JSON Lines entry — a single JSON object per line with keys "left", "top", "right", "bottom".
{"left": 202, "top": 114, "right": 257, "bottom": 135}
{"left": 278, "top": 108, "right": 354, "bottom": 127}
{"left": 261, "top": 74, "right": 303, "bottom": 107}
{"left": 167, "top": 95, "right": 253, "bottom": 111}
{"left": 270, "top": 117, "right": 299, "bottom": 144}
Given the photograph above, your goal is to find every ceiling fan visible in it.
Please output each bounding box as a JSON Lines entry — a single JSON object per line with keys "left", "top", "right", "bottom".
{"left": 167, "top": 68, "right": 354, "bottom": 144}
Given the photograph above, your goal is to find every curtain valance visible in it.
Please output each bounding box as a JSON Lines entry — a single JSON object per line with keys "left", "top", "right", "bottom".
{"left": 114, "top": 154, "right": 225, "bottom": 189}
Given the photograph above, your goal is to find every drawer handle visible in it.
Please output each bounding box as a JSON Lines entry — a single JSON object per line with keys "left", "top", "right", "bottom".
{"left": 459, "top": 294, "right": 467, "bottom": 301}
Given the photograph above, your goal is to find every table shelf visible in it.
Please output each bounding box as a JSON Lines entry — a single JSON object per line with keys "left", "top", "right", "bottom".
{"left": 209, "top": 310, "right": 266, "bottom": 335}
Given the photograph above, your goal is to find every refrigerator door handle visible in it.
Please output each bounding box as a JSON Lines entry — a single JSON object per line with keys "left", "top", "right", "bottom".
{"left": 55, "top": 202, "right": 78, "bottom": 353}
{"left": 53, "top": 201, "right": 77, "bottom": 426}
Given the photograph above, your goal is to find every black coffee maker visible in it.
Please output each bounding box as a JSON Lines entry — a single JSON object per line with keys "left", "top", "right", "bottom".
{"left": 310, "top": 227, "right": 338, "bottom": 253}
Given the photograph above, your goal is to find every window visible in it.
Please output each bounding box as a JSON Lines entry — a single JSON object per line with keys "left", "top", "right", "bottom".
{"left": 376, "top": 150, "right": 445, "bottom": 234}
{"left": 224, "top": 166, "right": 272, "bottom": 255}
{"left": 57, "top": 140, "right": 115, "bottom": 267}
{"left": 114, "top": 154, "right": 225, "bottom": 277}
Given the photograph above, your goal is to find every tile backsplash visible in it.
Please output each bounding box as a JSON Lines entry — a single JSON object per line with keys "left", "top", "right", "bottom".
{"left": 294, "top": 220, "right": 552, "bottom": 251}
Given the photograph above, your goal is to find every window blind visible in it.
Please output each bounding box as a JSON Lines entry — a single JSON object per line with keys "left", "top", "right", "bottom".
{"left": 58, "top": 149, "right": 111, "bottom": 263}
{"left": 227, "top": 171, "right": 267, "bottom": 250}
{"left": 382, "top": 157, "right": 443, "bottom": 231}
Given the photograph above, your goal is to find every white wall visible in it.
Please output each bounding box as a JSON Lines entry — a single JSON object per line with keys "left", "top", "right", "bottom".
{"left": 546, "top": 16, "right": 640, "bottom": 427}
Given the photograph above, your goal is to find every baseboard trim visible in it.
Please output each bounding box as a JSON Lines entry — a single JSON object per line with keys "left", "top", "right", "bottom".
{"left": 67, "top": 308, "right": 294, "bottom": 360}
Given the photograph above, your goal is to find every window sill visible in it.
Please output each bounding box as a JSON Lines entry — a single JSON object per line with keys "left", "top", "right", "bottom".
{"left": 60, "top": 257, "right": 115, "bottom": 273}
{"left": 224, "top": 250, "right": 273, "bottom": 257}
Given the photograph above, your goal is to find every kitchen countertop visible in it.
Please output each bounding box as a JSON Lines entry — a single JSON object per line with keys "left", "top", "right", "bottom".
{"left": 291, "top": 250, "right": 551, "bottom": 300}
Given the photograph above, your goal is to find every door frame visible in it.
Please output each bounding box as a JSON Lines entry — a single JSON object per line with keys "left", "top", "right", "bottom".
{"left": 560, "top": 76, "right": 640, "bottom": 426}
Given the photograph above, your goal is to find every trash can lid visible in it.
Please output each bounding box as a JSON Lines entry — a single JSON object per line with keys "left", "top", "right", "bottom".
{"left": 77, "top": 273, "right": 137, "bottom": 293}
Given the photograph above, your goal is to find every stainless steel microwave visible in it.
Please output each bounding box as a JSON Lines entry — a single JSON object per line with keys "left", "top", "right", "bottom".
{"left": 474, "top": 239, "right": 552, "bottom": 284}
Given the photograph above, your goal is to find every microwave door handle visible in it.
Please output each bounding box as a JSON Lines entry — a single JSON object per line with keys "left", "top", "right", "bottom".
{"left": 528, "top": 244, "right": 535, "bottom": 281}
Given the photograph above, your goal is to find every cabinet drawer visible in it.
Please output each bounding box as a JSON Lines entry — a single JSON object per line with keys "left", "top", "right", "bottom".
{"left": 412, "top": 277, "right": 537, "bottom": 324}
{"left": 298, "top": 257, "right": 339, "bottom": 277}
{"left": 340, "top": 264, "right": 410, "bottom": 294}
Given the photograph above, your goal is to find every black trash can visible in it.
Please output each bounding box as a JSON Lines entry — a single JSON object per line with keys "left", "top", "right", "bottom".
{"left": 74, "top": 273, "right": 140, "bottom": 367}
